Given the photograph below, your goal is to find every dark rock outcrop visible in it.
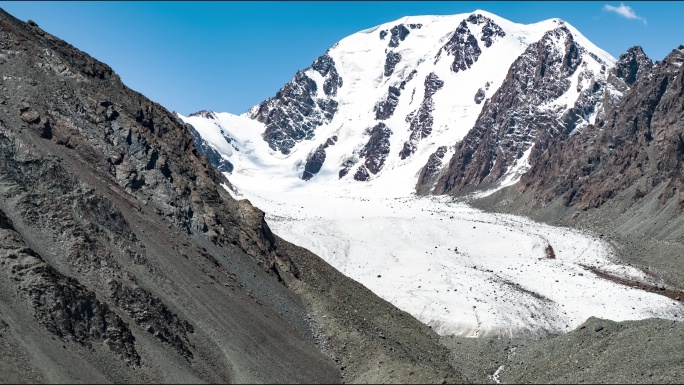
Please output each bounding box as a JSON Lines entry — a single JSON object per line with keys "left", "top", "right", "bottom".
{"left": 388, "top": 24, "right": 410, "bottom": 48}
{"left": 379, "top": 23, "right": 421, "bottom": 43}
{"left": 400, "top": 69, "right": 418, "bottom": 90}
{"left": 400, "top": 72, "right": 444, "bottom": 159}
{"left": 613, "top": 46, "right": 653, "bottom": 87}
{"left": 430, "top": 27, "right": 601, "bottom": 194}
{"left": 110, "top": 280, "right": 195, "bottom": 360}
{"left": 312, "top": 53, "right": 343, "bottom": 97}
{"left": 435, "top": 19, "right": 482, "bottom": 73}
{"left": 248, "top": 53, "right": 342, "bottom": 155}
{"left": 519, "top": 46, "right": 684, "bottom": 211}
{"left": 374, "top": 85, "right": 401, "bottom": 120}
{"left": 374, "top": 70, "right": 419, "bottom": 122}
{"left": 302, "top": 135, "right": 338, "bottom": 181}
{"left": 467, "top": 13, "right": 506, "bottom": 48}
{"left": 303, "top": 145, "right": 327, "bottom": 181}
{"left": 338, "top": 157, "right": 357, "bottom": 179}
{"left": 186, "top": 121, "right": 234, "bottom": 173}
{"left": 474, "top": 88, "right": 486, "bottom": 104}
{"left": 595, "top": 46, "right": 654, "bottom": 126}
{"left": 384, "top": 51, "right": 402, "bottom": 77}
{"left": 416, "top": 146, "right": 448, "bottom": 195}
{"left": 353, "top": 165, "right": 370, "bottom": 181}
{"left": 0, "top": 220, "right": 140, "bottom": 366}
{"left": 360, "top": 123, "right": 392, "bottom": 175}
{"left": 434, "top": 14, "right": 504, "bottom": 74}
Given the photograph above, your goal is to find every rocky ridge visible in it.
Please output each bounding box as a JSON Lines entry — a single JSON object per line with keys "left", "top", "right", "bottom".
{"left": 248, "top": 53, "right": 342, "bottom": 155}
{"left": 428, "top": 25, "right": 612, "bottom": 194}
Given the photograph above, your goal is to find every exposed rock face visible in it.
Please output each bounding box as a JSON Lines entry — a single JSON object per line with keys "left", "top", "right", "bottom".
{"left": 248, "top": 53, "right": 342, "bottom": 155}
{"left": 374, "top": 69, "right": 419, "bottom": 122}
{"left": 416, "top": 146, "right": 448, "bottom": 195}
{"left": 384, "top": 51, "right": 402, "bottom": 77}
{"left": 613, "top": 46, "right": 653, "bottom": 87}
{"left": 435, "top": 14, "right": 505, "bottom": 73}
{"left": 431, "top": 26, "right": 605, "bottom": 194}
{"left": 596, "top": 46, "right": 654, "bottom": 126}
{"left": 436, "top": 20, "right": 482, "bottom": 73}
{"left": 375, "top": 85, "right": 401, "bottom": 120}
{"left": 303, "top": 145, "right": 327, "bottom": 181}
{"left": 399, "top": 72, "right": 444, "bottom": 159}
{"left": 359, "top": 123, "right": 392, "bottom": 176}
{"left": 109, "top": 280, "right": 195, "bottom": 360}
{"left": 474, "top": 88, "right": 486, "bottom": 104}
{"left": 388, "top": 24, "right": 410, "bottom": 48}
{"left": 468, "top": 13, "right": 506, "bottom": 48}
{"left": 347, "top": 123, "right": 394, "bottom": 181}
{"left": 311, "top": 53, "right": 344, "bottom": 97}
{"left": 338, "top": 157, "right": 357, "bottom": 179}
{"left": 519, "top": 46, "right": 684, "bottom": 212}
{"left": 302, "top": 135, "right": 337, "bottom": 181}
{"left": 0, "top": 217, "right": 140, "bottom": 366}
{"left": 353, "top": 165, "right": 371, "bottom": 181}
{"left": 378, "top": 23, "right": 422, "bottom": 47}
{"left": 186, "top": 122, "right": 234, "bottom": 173}
{"left": 400, "top": 69, "right": 418, "bottom": 89}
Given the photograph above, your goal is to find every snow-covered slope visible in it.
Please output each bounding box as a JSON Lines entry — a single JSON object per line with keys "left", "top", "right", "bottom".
{"left": 178, "top": 10, "right": 682, "bottom": 337}
{"left": 187, "top": 11, "right": 617, "bottom": 193}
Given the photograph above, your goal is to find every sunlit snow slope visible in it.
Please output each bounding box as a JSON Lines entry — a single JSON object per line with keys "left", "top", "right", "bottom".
{"left": 179, "top": 10, "right": 682, "bottom": 337}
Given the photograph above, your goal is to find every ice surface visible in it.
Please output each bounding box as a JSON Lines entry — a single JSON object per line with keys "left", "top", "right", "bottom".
{"left": 215, "top": 174, "right": 681, "bottom": 337}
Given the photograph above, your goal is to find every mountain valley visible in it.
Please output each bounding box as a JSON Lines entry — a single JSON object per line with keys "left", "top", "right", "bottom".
{"left": 1, "top": 6, "right": 684, "bottom": 384}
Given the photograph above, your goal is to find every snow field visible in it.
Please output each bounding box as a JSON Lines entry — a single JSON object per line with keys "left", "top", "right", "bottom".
{"left": 225, "top": 179, "right": 682, "bottom": 338}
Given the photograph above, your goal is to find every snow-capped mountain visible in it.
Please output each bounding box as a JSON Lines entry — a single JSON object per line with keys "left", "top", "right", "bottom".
{"left": 183, "top": 10, "right": 619, "bottom": 195}
{"left": 177, "top": 11, "right": 682, "bottom": 337}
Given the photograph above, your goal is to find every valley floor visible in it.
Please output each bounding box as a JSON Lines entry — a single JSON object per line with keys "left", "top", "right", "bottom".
{"left": 224, "top": 176, "right": 683, "bottom": 339}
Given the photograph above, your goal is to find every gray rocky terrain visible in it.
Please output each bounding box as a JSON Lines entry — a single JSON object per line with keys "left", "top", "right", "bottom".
{"left": 442, "top": 317, "right": 684, "bottom": 384}
{"left": 0, "top": 9, "right": 464, "bottom": 383}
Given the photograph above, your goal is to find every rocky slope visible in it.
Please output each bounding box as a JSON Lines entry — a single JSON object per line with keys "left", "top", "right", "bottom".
{"left": 431, "top": 25, "right": 612, "bottom": 194}
{"left": 442, "top": 317, "right": 684, "bottom": 384}
{"left": 477, "top": 45, "right": 684, "bottom": 291}
{"left": 519, "top": 45, "right": 682, "bottom": 212}
{"left": 0, "top": 9, "right": 464, "bottom": 383}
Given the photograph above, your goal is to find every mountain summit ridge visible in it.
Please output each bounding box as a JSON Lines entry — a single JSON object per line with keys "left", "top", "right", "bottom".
{"left": 182, "top": 10, "right": 617, "bottom": 198}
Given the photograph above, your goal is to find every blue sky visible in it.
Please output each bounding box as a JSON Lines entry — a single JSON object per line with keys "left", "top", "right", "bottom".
{"left": 2, "top": 1, "right": 680, "bottom": 115}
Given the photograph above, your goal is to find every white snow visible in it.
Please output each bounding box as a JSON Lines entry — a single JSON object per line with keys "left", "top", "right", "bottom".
{"left": 178, "top": 10, "right": 682, "bottom": 338}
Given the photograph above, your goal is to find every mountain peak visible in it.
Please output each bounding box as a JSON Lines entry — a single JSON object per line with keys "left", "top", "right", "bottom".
{"left": 188, "top": 109, "right": 217, "bottom": 119}
{"left": 186, "top": 9, "right": 618, "bottom": 194}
